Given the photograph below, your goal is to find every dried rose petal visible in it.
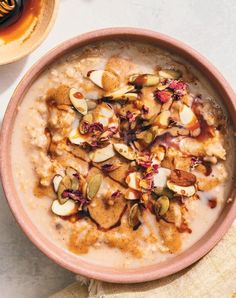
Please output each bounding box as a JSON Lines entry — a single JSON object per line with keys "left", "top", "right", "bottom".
{"left": 126, "top": 111, "right": 136, "bottom": 123}
{"left": 136, "top": 153, "right": 152, "bottom": 169}
{"left": 169, "top": 80, "right": 187, "bottom": 91}
{"left": 154, "top": 90, "right": 172, "bottom": 103}
{"left": 208, "top": 198, "right": 217, "bottom": 209}
{"left": 142, "top": 105, "right": 149, "bottom": 114}
{"left": 73, "top": 173, "right": 80, "bottom": 180}
{"left": 152, "top": 164, "right": 159, "bottom": 173}
{"left": 111, "top": 190, "right": 121, "bottom": 198}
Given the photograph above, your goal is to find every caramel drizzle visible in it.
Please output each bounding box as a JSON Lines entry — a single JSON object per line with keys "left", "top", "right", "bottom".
{"left": 0, "top": 0, "right": 16, "bottom": 18}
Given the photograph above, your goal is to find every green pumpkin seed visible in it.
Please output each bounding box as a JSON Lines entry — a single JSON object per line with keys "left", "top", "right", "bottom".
{"left": 128, "top": 203, "right": 142, "bottom": 230}
{"left": 57, "top": 175, "right": 71, "bottom": 204}
{"left": 154, "top": 196, "right": 170, "bottom": 216}
{"left": 87, "top": 174, "right": 103, "bottom": 200}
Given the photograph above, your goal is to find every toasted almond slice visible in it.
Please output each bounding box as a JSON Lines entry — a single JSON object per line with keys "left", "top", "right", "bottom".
{"left": 87, "top": 70, "right": 119, "bottom": 91}
{"left": 179, "top": 138, "right": 205, "bottom": 156}
{"left": 153, "top": 167, "right": 171, "bottom": 189}
{"left": 104, "top": 85, "right": 134, "bottom": 100}
{"left": 125, "top": 189, "right": 140, "bottom": 200}
{"left": 87, "top": 174, "right": 103, "bottom": 200}
{"left": 69, "top": 88, "right": 88, "bottom": 115}
{"left": 69, "top": 128, "right": 87, "bottom": 145}
{"left": 53, "top": 175, "right": 63, "bottom": 192}
{"left": 113, "top": 143, "right": 136, "bottom": 160}
{"left": 51, "top": 199, "right": 77, "bottom": 216}
{"left": 126, "top": 172, "right": 141, "bottom": 190}
{"left": 129, "top": 74, "right": 160, "bottom": 86}
{"left": 89, "top": 144, "right": 115, "bottom": 163}
{"left": 155, "top": 110, "right": 171, "bottom": 128}
{"left": 179, "top": 104, "right": 198, "bottom": 128}
{"left": 159, "top": 69, "right": 181, "bottom": 79}
{"left": 167, "top": 180, "right": 196, "bottom": 197}
{"left": 170, "top": 169, "right": 196, "bottom": 186}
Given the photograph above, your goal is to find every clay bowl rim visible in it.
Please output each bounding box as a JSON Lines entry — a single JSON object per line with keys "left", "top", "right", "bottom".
{"left": 0, "top": 28, "right": 236, "bottom": 283}
{"left": 0, "top": 0, "right": 59, "bottom": 66}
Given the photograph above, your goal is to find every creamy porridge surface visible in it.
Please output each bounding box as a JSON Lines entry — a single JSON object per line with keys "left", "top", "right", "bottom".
{"left": 11, "top": 41, "right": 234, "bottom": 268}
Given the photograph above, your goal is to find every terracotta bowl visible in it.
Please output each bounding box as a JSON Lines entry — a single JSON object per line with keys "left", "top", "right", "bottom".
{"left": 0, "top": 0, "right": 59, "bottom": 65}
{"left": 0, "top": 28, "right": 236, "bottom": 283}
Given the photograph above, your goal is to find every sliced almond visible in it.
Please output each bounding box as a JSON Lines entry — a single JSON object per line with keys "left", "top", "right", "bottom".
{"left": 179, "top": 104, "right": 198, "bottom": 129}
{"left": 104, "top": 85, "right": 134, "bottom": 100}
{"left": 153, "top": 167, "right": 171, "bottom": 189}
{"left": 129, "top": 74, "right": 159, "bottom": 86}
{"left": 125, "top": 189, "right": 140, "bottom": 200}
{"left": 170, "top": 169, "right": 196, "bottom": 186}
{"left": 167, "top": 180, "right": 196, "bottom": 197}
{"left": 69, "top": 128, "right": 88, "bottom": 145}
{"left": 113, "top": 143, "right": 136, "bottom": 160}
{"left": 89, "top": 144, "right": 115, "bottom": 162}
{"left": 125, "top": 172, "right": 141, "bottom": 190}
{"left": 69, "top": 88, "right": 88, "bottom": 115}
{"left": 154, "top": 110, "right": 171, "bottom": 128}
{"left": 87, "top": 70, "right": 119, "bottom": 91}
{"left": 159, "top": 69, "right": 181, "bottom": 80}
{"left": 87, "top": 174, "right": 103, "bottom": 200}
{"left": 53, "top": 175, "right": 63, "bottom": 192}
{"left": 51, "top": 199, "right": 77, "bottom": 216}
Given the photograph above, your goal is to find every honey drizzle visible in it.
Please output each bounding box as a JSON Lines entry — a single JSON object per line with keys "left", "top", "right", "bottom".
{"left": 0, "top": 0, "right": 41, "bottom": 43}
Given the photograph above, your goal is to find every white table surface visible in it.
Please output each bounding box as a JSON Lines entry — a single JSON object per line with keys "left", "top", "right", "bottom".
{"left": 0, "top": 0, "right": 235, "bottom": 297}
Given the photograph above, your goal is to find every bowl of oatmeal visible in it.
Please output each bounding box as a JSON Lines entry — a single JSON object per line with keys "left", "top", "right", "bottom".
{"left": 1, "top": 28, "right": 236, "bottom": 282}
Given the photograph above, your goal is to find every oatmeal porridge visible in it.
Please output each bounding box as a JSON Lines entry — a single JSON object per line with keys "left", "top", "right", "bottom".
{"left": 11, "top": 41, "right": 234, "bottom": 268}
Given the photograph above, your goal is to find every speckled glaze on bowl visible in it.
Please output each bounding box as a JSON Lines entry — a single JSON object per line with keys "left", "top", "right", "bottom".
{"left": 0, "top": 28, "right": 236, "bottom": 283}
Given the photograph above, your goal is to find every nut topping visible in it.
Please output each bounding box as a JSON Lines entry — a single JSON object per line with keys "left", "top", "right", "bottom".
{"left": 170, "top": 169, "right": 196, "bottom": 186}
{"left": 69, "top": 88, "right": 88, "bottom": 115}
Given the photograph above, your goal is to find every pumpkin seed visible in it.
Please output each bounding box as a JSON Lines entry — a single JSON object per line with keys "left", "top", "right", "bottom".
{"left": 154, "top": 196, "right": 170, "bottom": 216}
{"left": 159, "top": 69, "right": 181, "bottom": 80}
{"left": 128, "top": 203, "right": 142, "bottom": 230}
{"left": 65, "top": 167, "right": 80, "bottom": 190}
{"left": 113, "top": 143, "right": 136, "bottom": 160}
{"left": 52, "top": 175, "right": 63, "bottom": 192}
{"left": 87, "top": 174, "right": 103, "bottom": 200}
{"left": 57, "top": 175, "right": 72, "bottom": 204}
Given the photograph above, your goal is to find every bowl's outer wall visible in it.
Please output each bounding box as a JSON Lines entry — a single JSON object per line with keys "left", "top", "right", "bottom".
{"left": 0, "top": 28, "right": 236, "bottom": 283}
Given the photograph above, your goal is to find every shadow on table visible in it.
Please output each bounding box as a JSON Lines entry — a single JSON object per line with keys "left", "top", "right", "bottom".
{"left": 0, "top": 57, "right": 28, "bottom": 94}
{"left": 0, "top": 182, "right": 75, "bottom": 298}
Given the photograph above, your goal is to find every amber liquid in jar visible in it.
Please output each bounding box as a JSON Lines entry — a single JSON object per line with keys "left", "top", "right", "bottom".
{"left": 0, "top": 0, "right": 41, "bottom": 43}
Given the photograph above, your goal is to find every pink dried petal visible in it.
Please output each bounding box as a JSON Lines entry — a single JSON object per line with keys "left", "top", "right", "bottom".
{"left": 152, "top": 164, "right": 159, "bottom": 173}
{"left": 154, "top": 90, "right": 172, "bottom": 103}
{"left": 126, "top": 111, "right": 136, "bottom": 123}
{"left": 142, "top": 105, "right": 149, "bottom": 114}
{"left": 111, "top": 190, "right": 121, "bottom": 198}
{"left": 169, "top": 80, "right": 187, "bottom": 91}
